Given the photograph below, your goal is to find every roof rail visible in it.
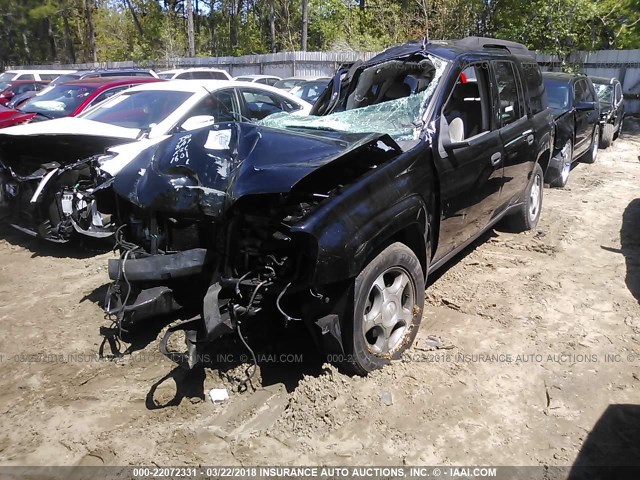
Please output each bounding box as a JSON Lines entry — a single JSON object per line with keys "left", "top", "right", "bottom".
{"left": 455, "top": 37, "right": 533, "bottom": 57}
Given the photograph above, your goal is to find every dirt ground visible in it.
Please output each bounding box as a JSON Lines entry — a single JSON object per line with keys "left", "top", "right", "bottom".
{"left": 1, "top": 120, "right": 640, "bottom": 469}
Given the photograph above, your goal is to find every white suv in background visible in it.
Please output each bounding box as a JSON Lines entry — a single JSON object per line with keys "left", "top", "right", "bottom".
{"left": 0, "top": 69, "right": 76, "bottom": 82}
{"left": 158, "top": 68, "right": 232, "bottom": 80}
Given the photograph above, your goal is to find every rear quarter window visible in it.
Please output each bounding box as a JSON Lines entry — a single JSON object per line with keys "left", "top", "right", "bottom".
{"left": 521, "top": 63, "right": 546, "bottom": 114}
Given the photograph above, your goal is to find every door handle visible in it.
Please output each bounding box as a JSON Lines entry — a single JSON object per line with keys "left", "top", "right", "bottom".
{"left": 526, "top": 134, "right": 534, "bottom": 145}
{"left": 490, "top": 152, "right": 501, "bottom": 166}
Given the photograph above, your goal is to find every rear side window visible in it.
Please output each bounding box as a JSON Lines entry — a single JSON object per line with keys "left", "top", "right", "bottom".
{"left": 17, "top": 74, "right": 35, "bottom": 81}
{"left": 189, "top": 71, "right": 229, "bottom": 80}
{"left": 493, "top": 61, "right": 524, "bottom": 127}
{"left": 574, "top": 79, "right": 594, "bottom": 103}
{"left": 521, "top": 63, "right": 545, "bottom": 114}
{"left": 88, "top": 85, "right": 130, "bottom": 107}
{"left": 15, "top": 83, "right": 37, "bottom": 94}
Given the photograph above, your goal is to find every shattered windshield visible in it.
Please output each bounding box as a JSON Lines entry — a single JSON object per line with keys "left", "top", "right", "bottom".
{"left": 594, "top": 83, "right": 613, "bottom": 103}
{"left": 259, "top": 55, "right": 446, "bottom": 143}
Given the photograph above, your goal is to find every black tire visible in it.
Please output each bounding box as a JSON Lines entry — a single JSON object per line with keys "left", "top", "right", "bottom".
{"left": 582, "top": 125, "right": 600, "bottom": 164}
{"left": 340, "top": 242, "right": 425, "bottom": 375}
{"left": 549, "top": 140, "right": 573, "bottom": 188}
{"left": 600, "top": 123, "right": 614, "bottom": 149}
{"left": 502, "top": 162, "right": 543, "bottom": 232}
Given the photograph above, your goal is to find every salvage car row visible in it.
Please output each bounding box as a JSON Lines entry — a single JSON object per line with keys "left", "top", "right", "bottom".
{"left": 0, "top": 37, "right": 627, "bottom": 376}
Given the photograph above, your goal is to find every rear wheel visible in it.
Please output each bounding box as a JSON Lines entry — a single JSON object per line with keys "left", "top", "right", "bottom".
{"left": 502, "top": 162, "right": 543, "bottom": 232}
{"left": 600, "top": 123, "right": 614, "bottom": 149}
{"left": 582, "top": 125, "right": 600, "bottom": 164}
{"left": 341, "top": 242, "right": 425, "bottom": 375}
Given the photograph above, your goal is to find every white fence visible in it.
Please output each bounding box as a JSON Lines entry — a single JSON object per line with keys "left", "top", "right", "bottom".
{"left": 7, "top": 48, "right": 640, "bottom": 113}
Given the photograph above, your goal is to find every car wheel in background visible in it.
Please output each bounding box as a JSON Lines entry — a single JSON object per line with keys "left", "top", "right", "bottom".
{"left": 549, "top": 140, "right": 573, "bottom": 188}
{"left": 582, "top": 125, "right": 600, "bottom": 164}
{"left": 600, "top": 123, "right": 615, "bottom": 149}
{"left": 614, "top": 115, "right": 624, "bottom": 140}
{"left": 340, "top": 242, "right": 425, "bottom": 375}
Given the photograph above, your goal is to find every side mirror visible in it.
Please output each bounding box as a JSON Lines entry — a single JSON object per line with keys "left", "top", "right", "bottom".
{"left": 180, "top": 115, "right": 216, "bottom": 131}
{"left": 575, "top": 101, "right": 595, "bottom": 112}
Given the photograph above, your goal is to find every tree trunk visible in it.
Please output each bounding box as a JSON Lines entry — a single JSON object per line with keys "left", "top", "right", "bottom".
{"left": 269, "top": 0, "right": 276, "bottom": 53}
{"left": 301, "top": 0, "right": 308, "bottom": 51}
{"left": 187, "top": 0, "right": 195, "bottom": 56}
{"left": 123, "top": 0, "right": 144, "bottom": 37}
{"left": 85, "top": 0, "right": 97, "bottom": 62}
{"left": 209, "top": 1, "right": 217, "bottom": 56}
{"left": 230, "top": 0, "right": 241, "bottom": 50}
{"left": 62, "top": 8, "right": 76, "bottom": 64}
{"left": 46, "top": 17, "right": 57, "bottom": 61}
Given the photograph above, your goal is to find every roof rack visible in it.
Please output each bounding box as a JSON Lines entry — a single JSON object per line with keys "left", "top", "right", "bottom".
{"left": 454, "top": 37, "right": 533, "bottom": 57}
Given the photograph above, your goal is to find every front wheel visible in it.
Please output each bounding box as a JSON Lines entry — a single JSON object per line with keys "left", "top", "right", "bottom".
{"left": 341, "top": 242, "right": 425, "bottom": 375}
{"left": 582, "top": 125, "right": 600, "bottom": 164}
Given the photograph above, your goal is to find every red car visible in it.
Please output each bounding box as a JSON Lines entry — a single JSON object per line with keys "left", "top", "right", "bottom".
{"left": 18, "top": 76, "right": 164, "bottom": 120}
{"left": 0, "top": 104, "right": 35, "bottom": 128}
{"left": 0, "top": 80, "right": 49, "bottom": 106}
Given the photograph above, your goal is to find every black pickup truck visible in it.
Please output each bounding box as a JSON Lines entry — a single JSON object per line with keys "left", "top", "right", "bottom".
{"left": 104, "top": 37, "right": 553, "bottom": 375}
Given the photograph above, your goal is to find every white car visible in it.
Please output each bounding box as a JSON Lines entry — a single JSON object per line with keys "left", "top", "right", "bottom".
{"left": 159, "top": 68, "right": 232, "bottom": 81}
{"left": 233, "top": 74, "right": 281, "bottom": 86}
{"left": 0, "top": 80, "right": 312, "bottom": 241}
{"left": 0, "top": 69, "right": 76, "bottom": 83}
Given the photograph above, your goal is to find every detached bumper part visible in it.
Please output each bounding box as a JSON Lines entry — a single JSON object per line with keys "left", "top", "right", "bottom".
{"left": 105, "top": 286, "right": 181, "bottom": 326}
{"left": 107, "top": 248, "right": 210, "bottom": 282}
{"left": 159, "top": 282, "right": 232, "bottom": 370}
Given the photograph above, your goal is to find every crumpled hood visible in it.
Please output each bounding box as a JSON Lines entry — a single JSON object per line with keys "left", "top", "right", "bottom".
{"left": 113, "top": 122, "right": 401, "bottom": 217}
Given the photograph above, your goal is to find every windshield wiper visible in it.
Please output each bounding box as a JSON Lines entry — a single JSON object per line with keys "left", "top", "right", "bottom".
{"left": 284, "top": 124, "right": 340, "bottom": 132}
{"left": 31, "top": 111, "right": 54, "bottom": 119}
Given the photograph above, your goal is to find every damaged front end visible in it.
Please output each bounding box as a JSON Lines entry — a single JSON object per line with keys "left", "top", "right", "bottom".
{"left": 103, "top": 122, "right": 404, "bottom": 369}
{"left": 0, "top": 132, "right": 135, "bottom": 242}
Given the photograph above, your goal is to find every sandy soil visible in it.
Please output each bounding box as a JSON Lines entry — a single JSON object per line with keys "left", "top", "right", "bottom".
{"left": 0, "top": 120, "right": 639, "bottom": 469}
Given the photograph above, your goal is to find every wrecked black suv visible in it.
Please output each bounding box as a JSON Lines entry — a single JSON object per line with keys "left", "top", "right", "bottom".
{"left": 104, "top": 37, "right": 552, "bottom": 374}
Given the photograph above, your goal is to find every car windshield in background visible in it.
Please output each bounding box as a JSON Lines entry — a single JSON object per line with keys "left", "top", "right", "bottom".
{"left": 0, "top": 73, "right": 14, "bottom": 82}
{"left": 594, "top": 83, "right": 613, "bottom": 103}
{"left": 260, "top": 55, "right": 446, "bottom": 145}
{"left": 80, "top": 89, "right": 193, "bottom": 130}
{"left": 543, "top": 80, "right": 571, "bottom": 110}
{"left": 52, "top": 74, "right": 82, "bottom": 84}
{"left": 291, "top": 80, "right": 329, "bottom": 103}
{"left": 20, "top": 85, "right": 99, "bottom": 118}
{"left": 274, "top": 79, "right": 306, "bottom": 90}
